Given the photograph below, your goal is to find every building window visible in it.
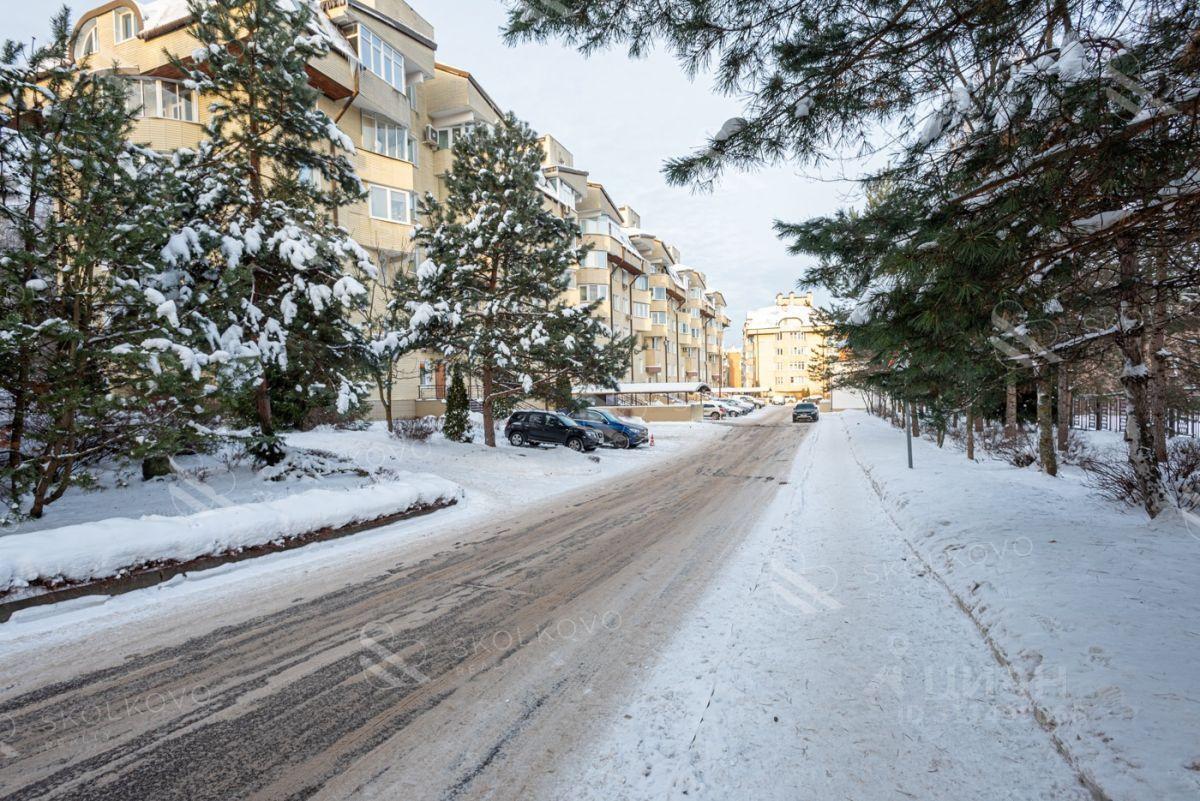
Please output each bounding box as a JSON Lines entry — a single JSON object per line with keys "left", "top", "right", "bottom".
{"left": 358, "top": 26, "right": 406, "bottom": 93}
{"left": 584, "top": 250, "right": 608, "bottom": 269}
{"left": 419, "top": 361, "right": 435, "bottom": 387}
{"left": 634, "top": 275, "right": 648, "bottom": 291}
{"left": 114, "top": 9, "right": 139, "bottom": 43}
{"left": 436, "top": 123, "right": 476, "bottom": 150}
{"left": 362, "top": 113, "right": 417, "bottom": 163}
{"left": 652, "top": 287, "right": 667, "bottom": 301}
{"left": 579, "top": 284, "right": 608, "bottom": 302}
{"left": 368, "top": 184, "right": 416, "bottom": 224}
{"left": 633, "top": 302, "right": 649, "bottom": 319}
{"left": 126, "top": 78, "right": 198, "bottom": 122}
{"left": 75, "top": 20, "right": 99, "bottom": 60}
{"left": 651, "top": 311, "right": 667, "bottom": 325}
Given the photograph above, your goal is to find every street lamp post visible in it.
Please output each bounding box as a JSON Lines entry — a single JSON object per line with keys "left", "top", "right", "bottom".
{"left": 905, "top": 401, "right": 914, "bottom": 469}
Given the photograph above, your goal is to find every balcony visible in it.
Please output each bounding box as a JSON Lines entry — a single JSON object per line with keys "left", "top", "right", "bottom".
{"left": 355, "top": 149, "right": 417, "bottom": 191}
{"left": 581, "top": 220, "right": 644, "bottom": 276}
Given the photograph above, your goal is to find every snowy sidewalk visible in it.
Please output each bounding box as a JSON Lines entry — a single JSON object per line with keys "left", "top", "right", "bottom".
{"left": 840, "top": 411, "right": 1200, "bottom": 800}
{"left": 554, "top": 415, "right": 1094, "bottom": 800}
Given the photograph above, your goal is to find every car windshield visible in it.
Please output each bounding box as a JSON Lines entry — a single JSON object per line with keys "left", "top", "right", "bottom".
{"left": 796, "top": 403, "right": 817, "bottom": 410}
{"left": 593, "top": 409, "right": 617, "bottom": 423}
{"left": 553, "top": 413, "right": 581, "bottom": 427}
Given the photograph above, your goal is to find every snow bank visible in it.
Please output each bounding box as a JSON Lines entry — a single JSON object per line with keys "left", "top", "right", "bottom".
{"left": 0, "top": 474, "right": 461, "bottom": 597}
{"left": 841, "top": 411, "right": 1200, "bottom": 800}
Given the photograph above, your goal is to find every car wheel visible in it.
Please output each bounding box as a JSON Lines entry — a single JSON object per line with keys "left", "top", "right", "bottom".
{"left": 566, "top": 437, "right": 584, "bottom": 452}
{"left": 509, "top": 432, "right": 526, "bottom": 447}
{"left": 709, "top": 412, "right": 720, "bottom": 419}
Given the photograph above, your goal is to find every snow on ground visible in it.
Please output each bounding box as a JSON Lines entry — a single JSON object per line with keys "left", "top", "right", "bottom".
{"left": 0, "top": 476, "right": 461, "bottom": 599}
{"left": 286, "top": 417, "right": 720, "bottom": 517}
{"left": 0, "top": 417, "right": 724, "bottom": 621}
{"left": 844, "top": 412, "right": 1200, "bottom": 800}
{"left": 556, "top": 411, "right": 1198, "bottom": 800}
{"left": 3, "top": 417, "right": 720, "bottom": 538}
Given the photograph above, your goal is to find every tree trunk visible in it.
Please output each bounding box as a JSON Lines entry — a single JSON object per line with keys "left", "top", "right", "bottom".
{"left": 481, "top": 364, "right": 496, "bottom": 448}
{"left": 1115, "top": 236, "right": 1168, "bottom": 518}
{"left": 974, "top": 411, "right": 984, "bottom": 433}
{"left": 1056, "top": 364, "right": 1070, "bottom": 452}
{"left": 377, "top": 372, "right": 394, "bottom": 433}
{"left": 1094, "top": 397, "right": 1103, "bottom": 431}
{"left": 909, "top": 406, "right": 920, "bottom": 437}
{"left": 1005, "top": 377, "right": 1018, "bottom": 438}
{"left": 256, "top": 375, "right": 274, "bottom": 438}
{"left": 1148, "top": 255, "right": 1169, "bottom": 462}
{"left": 966, "top": 408, "right": 976, "bottom": 461}
{"left": 7, "top": 353, "right": 27, "bottom": 494}
{"left": 1037, "top": 370, "right": 1057, "bottom": 476}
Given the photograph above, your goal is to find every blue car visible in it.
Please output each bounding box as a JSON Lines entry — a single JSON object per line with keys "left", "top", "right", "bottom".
{"left": 570, "top": 408, "right": 649, "bottom": 449}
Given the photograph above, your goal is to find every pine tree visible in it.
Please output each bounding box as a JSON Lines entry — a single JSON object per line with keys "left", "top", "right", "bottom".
{"left": 512, "top": 0, "right": 1200, "bottom": 518}
{"left": 0, "top": 13, "right": 208, "bottom": 518}
{"left": 400, "top": 113, "right": 633, "bottom": 447}
{"left": 164, "top": 0, "right": 375, "bottom": 464}
{"left": 443, "top": 365, "right": 471, "bottom": 443}
{"left": 362, "top": 252, "right": 418, "bottom": 432}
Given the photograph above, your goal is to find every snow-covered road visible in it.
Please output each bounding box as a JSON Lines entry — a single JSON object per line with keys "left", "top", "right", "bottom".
{"left": 2, "top": 408, "right": 1176, "bottom": 799}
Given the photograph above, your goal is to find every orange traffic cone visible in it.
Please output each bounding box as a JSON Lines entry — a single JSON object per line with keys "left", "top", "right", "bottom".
{"left": 650, "top": 432, "right": 655, "bottom": 446}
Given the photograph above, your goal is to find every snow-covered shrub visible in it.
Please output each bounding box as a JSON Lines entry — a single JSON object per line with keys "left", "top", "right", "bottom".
{"left": 975, "top": 426, "right": 1038, "bottom": 467}
{"left": 1057, "top": 430, "right": 1094, "bottom": 466}
{"left": 1080, "top": 439, "right": 1200, "bottom": 512}
{"left": 393, "top": 416, "right": 442, "bottom": 442}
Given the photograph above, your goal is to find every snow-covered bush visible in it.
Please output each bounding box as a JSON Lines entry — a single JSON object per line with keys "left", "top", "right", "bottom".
{"left": 1080, "top": 439, "right": 1200, "bottom": 512}
{"left": 971, "top": 426, "right": 1037, "bottom": 468}
{"left": 393, "top": 416, "right": 442, "bottom": 442}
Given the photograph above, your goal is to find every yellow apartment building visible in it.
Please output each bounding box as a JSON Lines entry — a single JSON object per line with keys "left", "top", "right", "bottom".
{"left": 743, "top": 291, "right": 829, "bottom": 400}
{"left": 617, "top": 212, "right": 729, "bottom": 389}
{"left": 724, "top": 351, "right": 742, "bottom": 389}
{"left": 62, "top": 0, "right": 728, "bottom": 417}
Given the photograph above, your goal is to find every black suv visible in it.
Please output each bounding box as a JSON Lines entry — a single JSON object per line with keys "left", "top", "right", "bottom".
{"left": 792, "top": 402, "right": 820, "bottom": 422}
{"left": 505, "top": 411, "right": 601, "bottom": 451}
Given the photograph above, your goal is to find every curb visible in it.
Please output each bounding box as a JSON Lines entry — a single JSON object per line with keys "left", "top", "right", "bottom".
{"left": 0, "top": 497, "right": 458, "bottom": 624}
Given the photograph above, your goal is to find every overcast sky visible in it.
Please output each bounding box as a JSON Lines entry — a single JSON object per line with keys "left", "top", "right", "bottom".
{"left": 5, "top": 1, "right": 869, "bottom": 345}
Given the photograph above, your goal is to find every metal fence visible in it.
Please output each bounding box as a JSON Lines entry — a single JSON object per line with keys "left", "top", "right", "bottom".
{"left": 1070, "top": 394, "right": 1200, "bottom": 438}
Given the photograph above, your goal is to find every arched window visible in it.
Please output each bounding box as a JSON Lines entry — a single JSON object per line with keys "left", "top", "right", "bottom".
{"left": 75, "top": 20, "right": 98, "bottom": 60}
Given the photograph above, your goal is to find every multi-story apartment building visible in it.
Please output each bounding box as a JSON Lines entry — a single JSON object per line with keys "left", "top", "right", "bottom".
{"left": 743, "top": 291, "right": 828, "bottom": 400}
{"left": 615, "top": 212, "right": 730, "bottom": 389}
{"left": 64, "top": 0, "right": 728, "bottom": 415}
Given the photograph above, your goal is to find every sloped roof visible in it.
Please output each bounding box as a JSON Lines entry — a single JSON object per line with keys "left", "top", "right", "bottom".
{"left": 125, "top": 0, "right": 356, "bottom": 60}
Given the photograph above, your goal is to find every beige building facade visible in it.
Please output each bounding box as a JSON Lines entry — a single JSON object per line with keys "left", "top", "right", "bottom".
{"left": 743, "top": 292, "right": 828, "bottom": 400}
{"left": 64, "top": 0, "right": 728, "bottom": 417}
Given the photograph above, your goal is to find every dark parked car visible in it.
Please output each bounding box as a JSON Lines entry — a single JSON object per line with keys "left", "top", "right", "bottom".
{"left": 792, "top": 402, "right": 820, "bottom": 423}
{"left": 570, "top": 408, "right": 649, "bottom": 448}
{"left": 505, "top": 411, "right": 601, "bottom": 451}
